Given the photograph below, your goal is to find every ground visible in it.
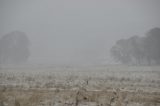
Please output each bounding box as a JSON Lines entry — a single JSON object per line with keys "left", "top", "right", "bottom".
{"left": 0, "top": 65, "right": 160, "bottom": 106}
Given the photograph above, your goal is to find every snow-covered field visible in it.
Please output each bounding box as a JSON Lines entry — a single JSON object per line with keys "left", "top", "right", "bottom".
{"left": 0, "top": 65, "right": 160, "bottom": 106}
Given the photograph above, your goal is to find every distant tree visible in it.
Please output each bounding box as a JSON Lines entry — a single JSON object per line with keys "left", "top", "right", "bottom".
{"left": 110, "top": 39, "right": 132, "bottom": 64}
{"left": 110, "top": 27, "right": 160, "bottom": 65}
{"left": 127, "top": 35, "right": 145, "bottom": 65}
{"left": 0, "top": 31, "right": 30, "bottom": 64}
{"left": 143, "top": 28, "right": 160, "bottom": 65}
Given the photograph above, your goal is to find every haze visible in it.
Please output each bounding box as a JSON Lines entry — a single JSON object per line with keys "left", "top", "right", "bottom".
{"left": 1, "top": 0, "right": 160, "bottom": 65}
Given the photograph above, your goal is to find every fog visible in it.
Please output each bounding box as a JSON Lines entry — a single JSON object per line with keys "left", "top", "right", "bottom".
{"left": 1, "top": 0, "right": 160, "bottom": 65}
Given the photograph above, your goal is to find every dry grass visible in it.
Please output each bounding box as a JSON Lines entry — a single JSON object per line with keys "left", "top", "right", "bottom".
{"left": 0, "top": 88, "right": 160, "bottom": 106}
{"left": 0, "top": 65, "right": 160, "bottom": 106}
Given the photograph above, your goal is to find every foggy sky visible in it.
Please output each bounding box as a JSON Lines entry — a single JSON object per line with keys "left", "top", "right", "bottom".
{"left": 0, "top": 0, "right": 160, "bottom": 65}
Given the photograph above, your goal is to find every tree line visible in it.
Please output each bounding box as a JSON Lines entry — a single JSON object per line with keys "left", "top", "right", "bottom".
{"left": 110, "top": 27, "right": 160, "bottom": 65}
{"left": 1, "top": 28, "right": 160, "bottom": 65}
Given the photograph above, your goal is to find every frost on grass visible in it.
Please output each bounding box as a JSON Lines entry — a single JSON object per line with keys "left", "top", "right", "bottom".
{"left": 0, "top": 66, "right": 160, "bottom": 106}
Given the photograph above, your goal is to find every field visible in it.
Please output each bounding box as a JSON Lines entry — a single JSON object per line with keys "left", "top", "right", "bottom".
{"left": 0, "top": 65, "right": 160, "bottom": 106}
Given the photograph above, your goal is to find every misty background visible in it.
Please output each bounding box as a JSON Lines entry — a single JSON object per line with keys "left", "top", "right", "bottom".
{"left": 1, "top": 0, "right": 160, "bottom": 65}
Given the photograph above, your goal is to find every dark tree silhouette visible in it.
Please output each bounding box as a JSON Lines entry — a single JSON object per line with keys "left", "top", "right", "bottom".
{"left": 110, "top": 39, "right": 132, "bottom": 64}
{"left": 0, "top": 31, "right": 30, "bottom": 64}
{"left": 144, "top": 28, "right": 160, "bottom": 65}
{"left": 110, "top": 27, "right": 160, "bottom": 65}
{"left": 127, "top": 35, "right": 145, "bottom": 65}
